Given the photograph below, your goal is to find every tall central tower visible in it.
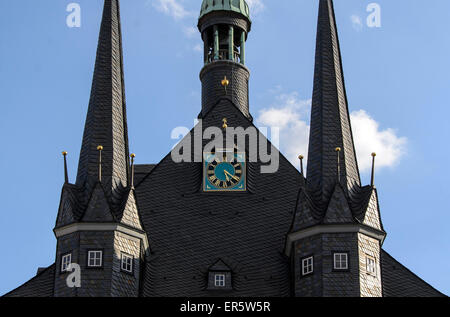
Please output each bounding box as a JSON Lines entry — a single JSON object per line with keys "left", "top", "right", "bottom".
{"left": 198, "top": 0, "right": 252, "bottom": 118}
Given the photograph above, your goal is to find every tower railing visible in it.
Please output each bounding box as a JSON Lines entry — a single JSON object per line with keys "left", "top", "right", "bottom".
{"left": 207, "top": 50, "right": 241, "bottom": 64}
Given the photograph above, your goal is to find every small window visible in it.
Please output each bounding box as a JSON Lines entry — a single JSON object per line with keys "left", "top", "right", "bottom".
{"left": 121, "top": 253, "right": 133, "bottom": 273}
{"left": 302, "top": 256, "right": 314, "bottom": 276}
{"left": 333, "top": 253, "right": 348, "bottom": 270}
{"left": 366, "top": 256, "right": 376, "bottom": 276}
{"left": 214, "top": 274, "right": 225, "bottom": 287}
{"left": 61, "top": 253, "right": 72, "bottom": 272}
{"left": 87, "top": 250, "right": 103, "bottom": 268}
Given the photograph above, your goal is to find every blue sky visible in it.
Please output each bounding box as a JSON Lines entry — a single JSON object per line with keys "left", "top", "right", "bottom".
{"left": 0, "top": 0, "right": 449, "bottom": 295}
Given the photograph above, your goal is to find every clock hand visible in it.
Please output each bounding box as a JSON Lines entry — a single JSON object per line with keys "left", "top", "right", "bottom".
{"left": 224, "top": 170, "right": 236, "bottom": 181}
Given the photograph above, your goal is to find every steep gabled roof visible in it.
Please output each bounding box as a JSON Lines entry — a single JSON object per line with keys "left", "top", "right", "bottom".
{"left": 81, "top": 182, "right": 116, "bottom": 222}
{"left": 306, "top": 0, "right": 360, "bottom": 204}
{"left": 323, "top": 183, "right": 353, "bottom": 224}
{"left": 136, "top": 97, "right": 302, "bottom": 296}
{"left": 209, "top": 259, "right": 232, "bottom": 272}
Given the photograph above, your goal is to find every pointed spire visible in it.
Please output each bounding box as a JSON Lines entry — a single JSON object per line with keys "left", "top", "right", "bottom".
{"left": 306, "top": 0, "right": 361, "bottom": 203}
{"left": 76, "top": 0, "right": 130, "bottom": 197}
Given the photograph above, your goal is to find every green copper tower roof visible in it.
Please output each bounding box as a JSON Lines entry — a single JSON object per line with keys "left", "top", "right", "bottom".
{"left": 199, "top": 0, "right": 251, "bottom": 21}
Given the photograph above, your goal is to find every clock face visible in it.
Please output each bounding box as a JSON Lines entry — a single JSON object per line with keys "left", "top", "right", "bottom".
{"left": 204, "top": 152, "right": 246, "bottom": 192}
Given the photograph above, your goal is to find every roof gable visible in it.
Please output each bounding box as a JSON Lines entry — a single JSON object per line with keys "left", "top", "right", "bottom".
{"left": 55, "top": 185, "right": 77, "bottom": 228}
{"left": 117, "top": 189, "right": 143, "bottom": 230}
{"left": 323, "top": 183, "right": 354, "bottom": 224}
{"left": 81, "top": 182, "right": 115, "bottom": 222}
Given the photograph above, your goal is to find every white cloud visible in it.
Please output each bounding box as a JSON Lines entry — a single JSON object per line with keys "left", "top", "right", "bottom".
{"left": 350, "top": 110, "right": 407, "bottom": 172}
{"left": 257, "top": 90, "right": 407, "bottom": 174}
{"left": 351, "top": 14, "right": 363, "bottom": 31}
{"left": 256, "top": 93, "right": 311, "bottom": 167}
{"left": 246, "top": 0, "right": 265, "bottom": 16}
{"left": 151, "top": 0, "right": 194, "bottom": 20}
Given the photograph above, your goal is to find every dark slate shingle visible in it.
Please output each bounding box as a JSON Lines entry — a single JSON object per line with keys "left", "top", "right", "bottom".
{"left": 3, "top": 264, "right": 55, "bottom": 297}
{"left": 306, "top": 0, "right": 361, "bottom": 205}
{"left": 381, "top": 250, "right": 446, "bottom": 297}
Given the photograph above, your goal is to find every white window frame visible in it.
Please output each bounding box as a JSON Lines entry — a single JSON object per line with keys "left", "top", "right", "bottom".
{"left": 366, "top": 255, "right": 376, "bottom": 276}
{"left": 61, "top": 253, "right": 72, "bottom": 272}
{"left": 333, "top": 253, "right": 348, "bottom": 270}
{"left": 214, "top": 274, "right": 226, "bottom": 287}
{"left": 121, "top": 253, "right": 133, "bottom": 273}
{"left": 302, "top": 256, "right": 314, "bottom": 276}
{"left": 87, "top": 250, "right": 103, "bottom": 268}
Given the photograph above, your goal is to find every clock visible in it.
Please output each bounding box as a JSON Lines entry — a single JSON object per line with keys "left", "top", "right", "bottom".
{"left": 203, "top": 152, "right": 246, "bottom": 192}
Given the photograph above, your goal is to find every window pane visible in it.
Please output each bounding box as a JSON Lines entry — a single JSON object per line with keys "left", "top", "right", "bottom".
{"left": 121, "top": 254, "right": 133, "bottom": 272}
{"left": 215, "top": 274, "right": 225, "bottom": 287}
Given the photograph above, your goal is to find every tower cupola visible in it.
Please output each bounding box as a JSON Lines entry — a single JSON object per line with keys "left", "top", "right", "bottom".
{"left": 198, "top": 0, "right": 252, "bottom": 118}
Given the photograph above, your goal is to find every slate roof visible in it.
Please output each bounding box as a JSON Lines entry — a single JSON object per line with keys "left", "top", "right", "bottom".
{"left": 306, "top": 0, "right": 361, "bottom": 205}
{"left": 134, "top": 164, "right": 156, "bottom": 186}
{"left": 135, "top": 97, "right": 303, "bottom": 296}
{"left": 381, "top": 250, "right": 446, "bottom": 297}
{"left": 4, "top": 0, "right": 445, "bottom": 298}
{"left": 292, "top": 0, "right": 385, "bottom": 235}
{"left": 4, "top": 264, "right": 55, "bottom": 297}
{"left": 76, "top": 0, "right": 130, "bottom": 203}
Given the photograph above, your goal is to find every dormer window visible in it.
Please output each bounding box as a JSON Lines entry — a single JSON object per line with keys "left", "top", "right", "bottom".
{"left": 214, "top": 274, "right": 226, "bottom": 287}
{"left": 207, "top": 259, "right": 232, "bottom": 291}
{"left": 61, "top": 253, "right": 72, "bottom": 273}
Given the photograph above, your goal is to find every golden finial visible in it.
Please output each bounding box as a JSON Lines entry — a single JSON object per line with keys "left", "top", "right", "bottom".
{"left": 97, "top": 145, "right": 103, "bottom": 182}
{"left": 371, "top": 152, "right": 377, "bottom": 187}
{"left": 62, "top": 151, "right": 69, "bottom": 183}
{"left": 298, "top": 155, "right": 304, "bottom": 175}
{"left": 222, "top": 118, "right": 228, "bottom": 129}
{"left": 221, "top": 76, "right": 229, "bottom": 87}
{"left": 335, "top": 147, "right": 341, "bottom": 152}
{"left": 130, "top": 153, "right": 136, "bottom": 189}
